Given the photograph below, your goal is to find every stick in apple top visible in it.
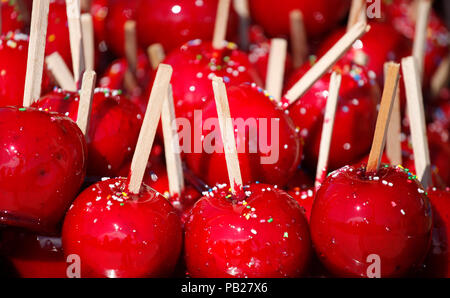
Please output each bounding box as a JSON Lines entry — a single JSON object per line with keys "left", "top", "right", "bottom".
{"left": 125, "top": 20, "right": 138, "bottom": 76}
{"left": 347, "top": 0, "right": 367, "bottom": 31}
{"left": 366, "top": 62, "right": 401, "bottom": 173}
{"left": 233, "top": 0, "right": 250, "bottom": 51}
{"left": 315, "top": 71, "right": 342, "bottom": 190}
{"left": 412, "top": 0, "right": 432, "bottom": 81}
{"left": 65, "top": 0, "right": 86, "bottom": 85}
{"left": 402, "top": 56, "right": 432, "bottom": 189}
{"left": 384, "top": 62, "right": 403, "bottom": 166}
{"left": 128, "top": 64, "right": 173, "bottom": 194}
{"left": 289, "top": 10, "right": 308, "bottom": 68}
{"left": 266, "top": 38, "right": 287, "bottom": 102}
{"left": 148, "top": 43, "right": 166, "bottom": 70}
{"left": 212, "top": 76, "right": 243, "bottom": 194}
{"left": 77, "top": 70, "right": 96, "bottom": 135}
{"left": 284, "top": 22, "right": 369, "bottom": 106}
{"left": 45, "top": 52, "right": 77, "bottom": 92}
{"left": 23, "top": 0, "right": 51, "bottom": 107}
{"left": 81, "top": 13, "right": 95, "bottom": 71}
{"left": 161, "top": 85, "right": 185, "bottom": 197}
{"left": 431, "top": 53, "right": 450, "bottom": 98}
{"left": 212, "top": 0, "right": 232, "bottom": 50}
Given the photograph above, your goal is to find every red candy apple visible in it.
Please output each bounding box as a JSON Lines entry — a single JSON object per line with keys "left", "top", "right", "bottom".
{"left": 0, "top": 32, "right": 51, "bottom": 107}
{"left": 184, "top": 183, "right": 312, "bottom": 277}
{"left": 184, "top": 82, "right": 302, "bottom": 188}
{"left": 163, "top": 40, "right": 262, "bottom": 119}
{"left": 248, "top": 0, "right": 351, "bottom": 38}
{"left": 310, "top": 165, "right": 432, "bottom": 277}
{"left": 136, "top": 0, "right": 238, "bottom": 53}
{"left": 33, "top": 88, "right": 142, "bottom": 177}
{"left": 284, "top": 60, "right": 380, "bottom": 170}
{"left": 62, "top": 177, "right": 183, "bottom": 278}
{"left": 0, "top": 228, "right": 66, "bottom": 278}
{"left": 0, "top": 107, "right": 87, "bottom": 233}
{"left": 422, "top": 187, "right": 450, "bottom": 278}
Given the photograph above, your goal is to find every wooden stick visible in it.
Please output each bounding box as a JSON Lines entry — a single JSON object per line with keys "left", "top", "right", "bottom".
{"left": 212, "top": 76, "right": 243, "bottom": 194}
{"left": 289, "top": 10, "right": 308, "bottom": 68}
{"left": 45, "top": 52, "right": 77, "bottom": 92}
{"left": 124, "top": 20, "right": 138, "bottom": 75}
{"left": 266, "top": 38, "right": 287, "bottom": 102}
{"left": 431, "top": 53, "right": 450, "bottom": 98}
{"left": 161, "top": 85, "right": 185, "bottom": 197}
{"left": 128, "top": 64, "right": 173, "bottom": 194}
{"left": 367, "top": 62, "right": 401, "bottom": 173}
{"left": 412, "top": 0, "right": 432, "bottom": 81}
{"left": 212, "top": 0, "right": 231, "bottom": 50}
{"left": 81, "top": 13, "right": 95, "bottom": 71}
{"left": 284, "top": 22, "right": 369, "bottom": 106}
{"left": 315, "top": 72, "right": 342, "bottom": 190}
{"left": 77, "top": 70, "right": 96, "bottom": 135}
{"left": 23, "top": 0, "right": 51, "bottom": 107}
{"left": 347, "top": 0, "right": 367, "bottom": 31}
{"left": 233, "top": 0, "right": 250, "bottom": 51}
{"left": 402, "top": 56, "right": 432, "bottom": 188}
{"left": 65, "top": 0, "right": 85, "bottom": 84}
{"left": 384, "top": 62, "right": 403, "bottom": 166}
{"left": 147, "top": 43, "right": 166, "bottom": 70}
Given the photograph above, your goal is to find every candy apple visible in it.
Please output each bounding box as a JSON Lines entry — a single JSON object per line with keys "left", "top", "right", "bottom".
{"left": 310, "top": 165, "right": 433, "bottom": 277}
{"left": 0, "top": 107, "right": 87, "bottom": 233}
{"left": 62, "top": 177, "right": 183, "bottom": 278}
{"left": 184, "top": 183, "right": 312, "bottom": 277}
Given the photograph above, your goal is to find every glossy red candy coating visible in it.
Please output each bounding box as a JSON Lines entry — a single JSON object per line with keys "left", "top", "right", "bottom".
{"left": 136, "top": 0, "right": 238, "bottom": 53}
{"left": 45, "top": 0, "right": 72, "bottom": 68}
{"left": 184, "top": 183, "right": 312, "bottom": 278}
{"left": 163, "top": 40, "right": 261, "bottom": 119}
{"left": 1, "top": 0, "right": 26, "bottom": 34}
{"left": 288, "top": 187, "right": 315, "bottom": 222}
{"left": 33, "top": 89, "right": 142, "bottom": 177}
{"left": 90, "top": 0, "right": 138, "bottom": 56}
{"left": 62, "top": 177, "right": 183, "bottom": 278}
{"left": 184, "top": 83, "right": 302, "bottom": 188}
{"left": 284, "top": 61, "right": 380, "bottom": 170}
{"left": 318, "top": 22, "right": 410, "bottom": 85}
{"left": 248, "top": 0, "right": 351, "bottom": 38}
{"left": 0, "top": 33, "right": 51, "bottom": 107}
{"left": 310, "top": 165, "right": 432, "bottom": 277}
{"left": 0, "top": 107, "right": 87, "bottom": 233}
{"left": 422, "top": 188, "right": 450, "bottom": 278}
{"left": 0, "top": 228, "right": 66, "bottom": 278}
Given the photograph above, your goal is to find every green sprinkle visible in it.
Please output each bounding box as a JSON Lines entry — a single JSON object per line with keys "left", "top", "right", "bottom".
{"left": 268, "top": 218, "right": 274, "bottom": 223}
{"left": 196, "top": 54, "right": 202, "bottom": 60}
{"left": 223, "top": 56, "right": 230, "bottom": 62}
{"left": 120, "top": 203, "right": 125, "bottom": 206}
{"left": 283, "top": 232, "right": 289, "bottom": 238}
{"left": 19, "top": 108, "right": 26, "bottom": 111}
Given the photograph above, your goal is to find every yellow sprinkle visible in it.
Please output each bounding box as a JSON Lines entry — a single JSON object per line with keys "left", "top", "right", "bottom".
{"left": 48, "top": 34, "right": 56, "bottom": 43}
